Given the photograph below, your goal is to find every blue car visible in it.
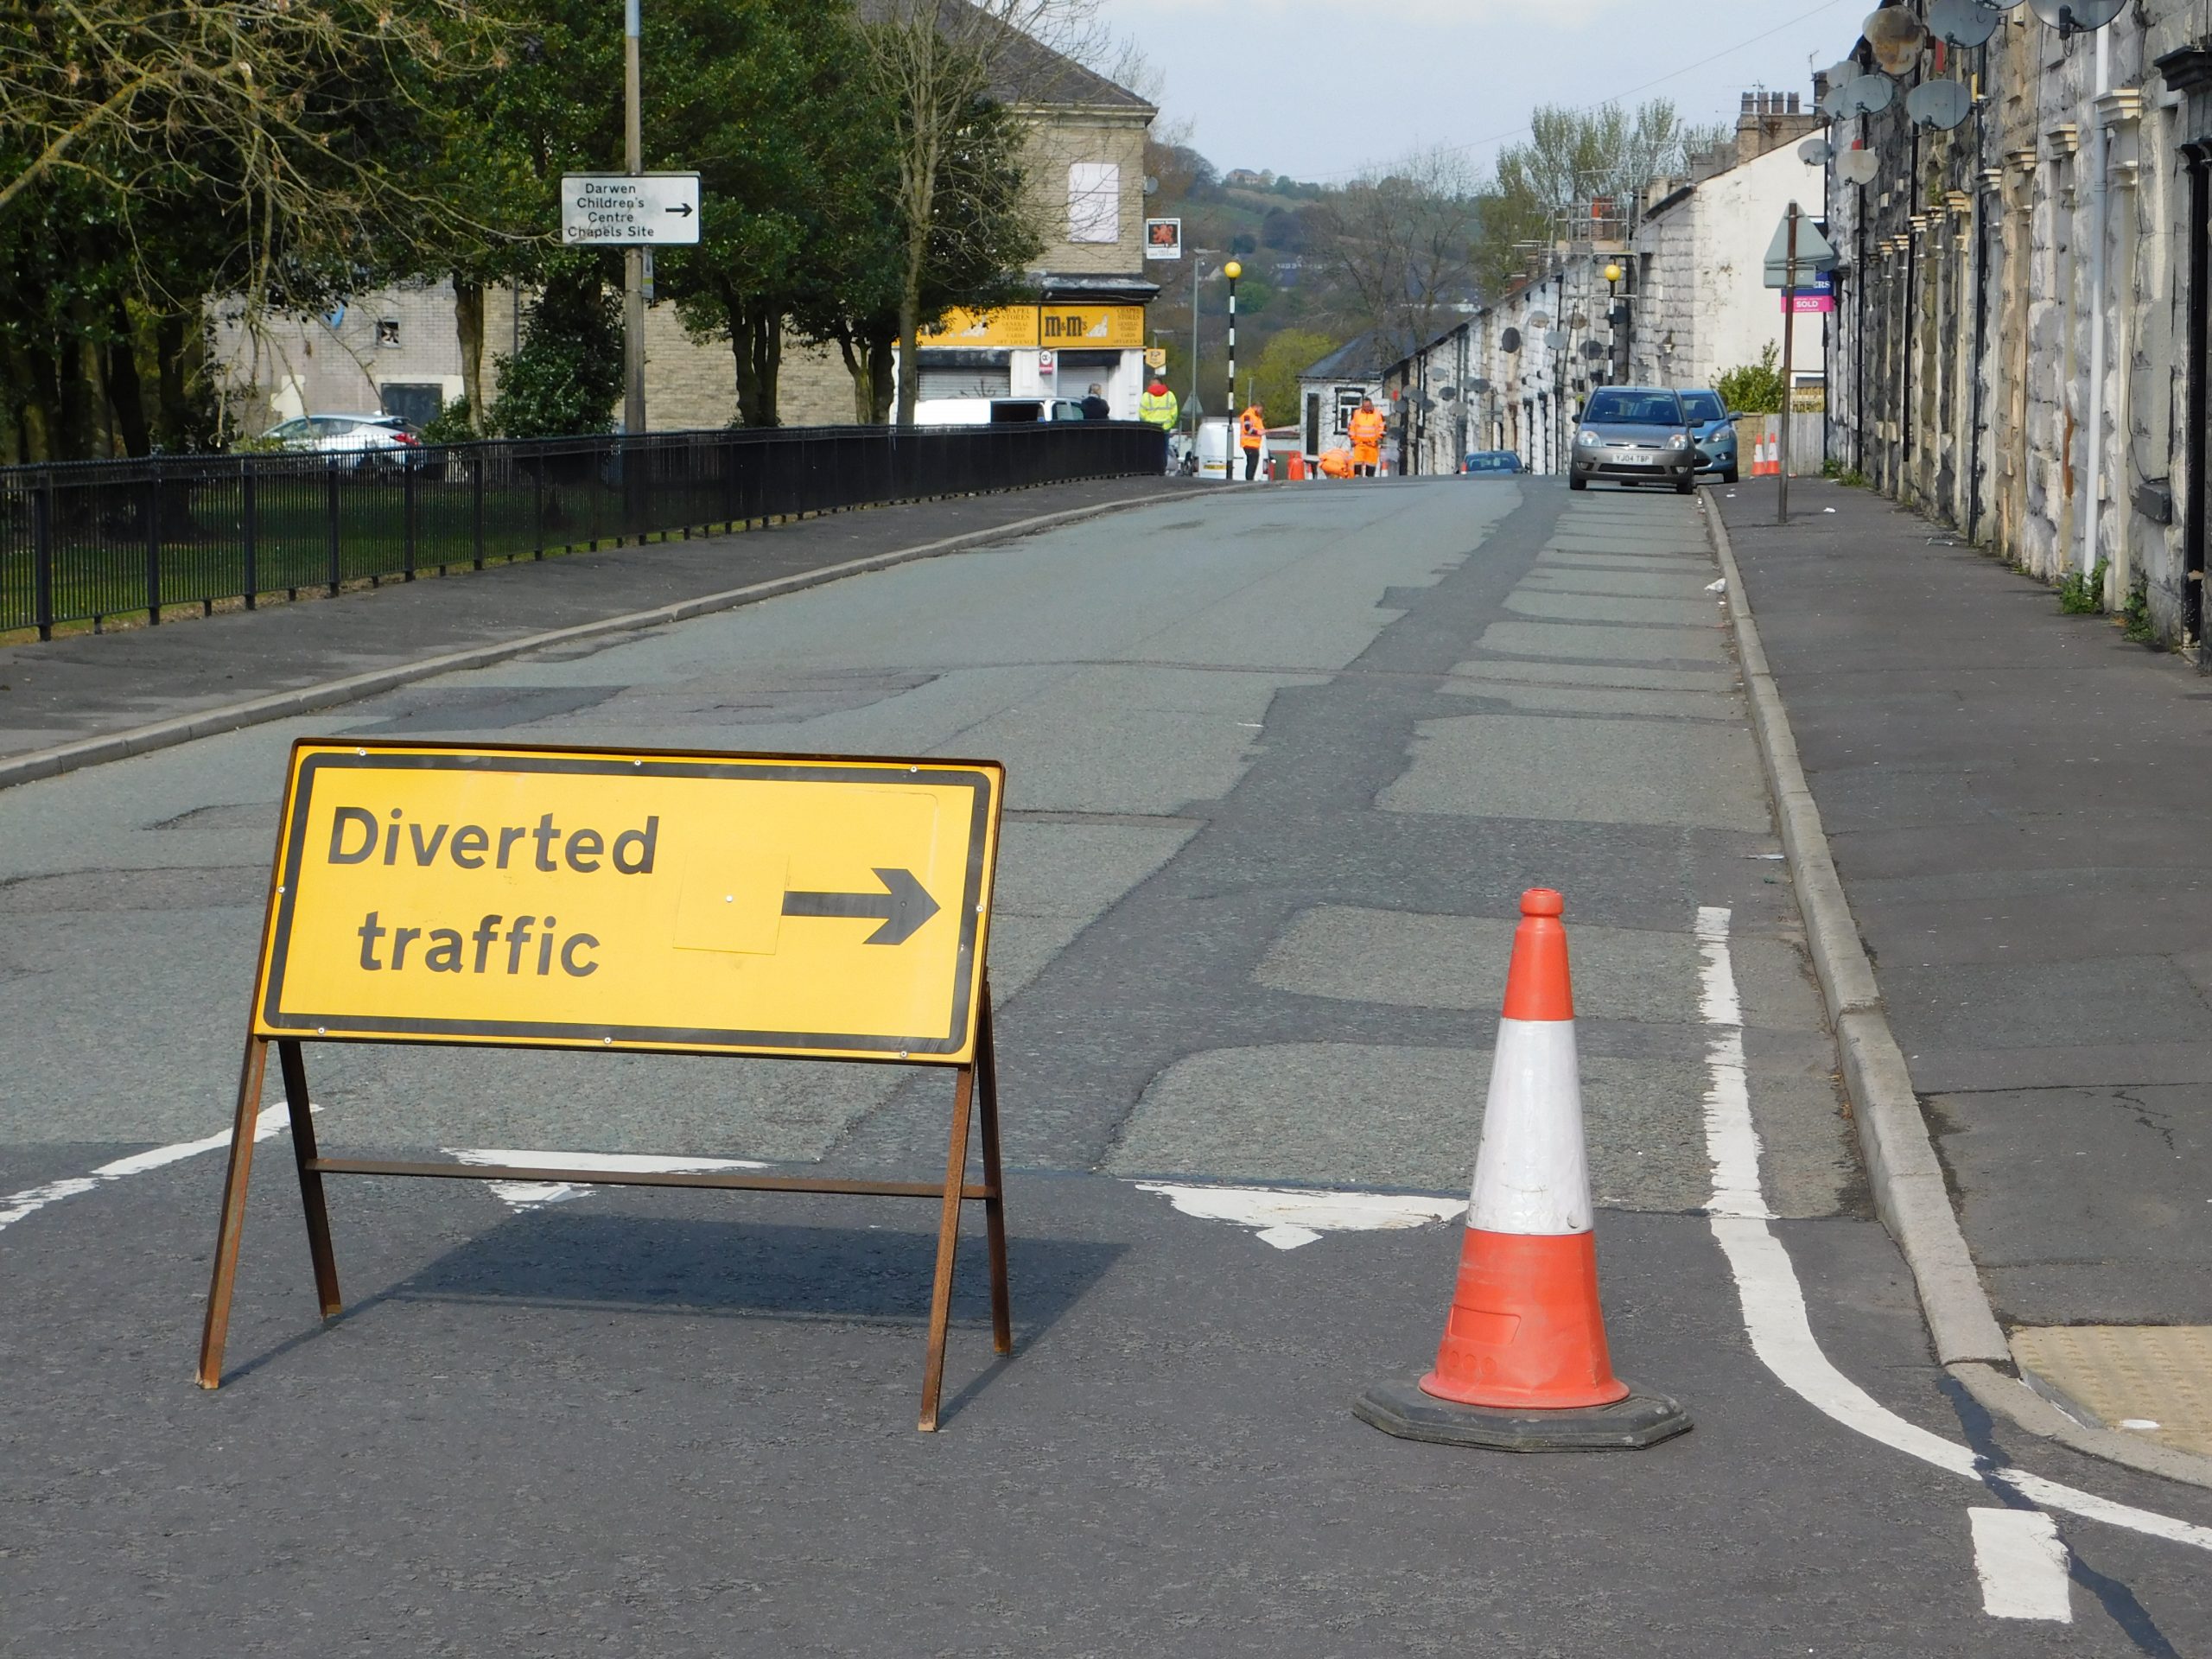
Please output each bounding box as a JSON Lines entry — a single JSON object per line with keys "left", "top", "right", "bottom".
{"left": 1680, "top": 389, "right": 1739, "bottom": 484}
{"left": 1463, "top": 450, "right": 1523, "bottom": 474}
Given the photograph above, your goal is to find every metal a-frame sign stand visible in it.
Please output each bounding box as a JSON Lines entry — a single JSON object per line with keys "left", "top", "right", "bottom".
{"left": 195, "top": 740, "right": 1011, "bottom": 1432}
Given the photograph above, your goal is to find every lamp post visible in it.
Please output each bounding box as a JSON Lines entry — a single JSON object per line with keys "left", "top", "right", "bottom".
{"left": 1224, "top": 260, "right": 1242, "bottom": 434}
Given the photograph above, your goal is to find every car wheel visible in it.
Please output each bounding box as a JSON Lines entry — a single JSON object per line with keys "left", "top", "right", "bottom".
{"left": 1721, "top": 466, "right": 1738, "bottom": 484}
{"left": 1568, "top": 475, "right": 1587, "bottom": 491}
{"left": 1675, "top": 476, "right": 1694, "bottom": 494}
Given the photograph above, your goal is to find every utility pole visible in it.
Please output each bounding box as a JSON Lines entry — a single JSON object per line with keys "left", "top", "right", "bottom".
{"left": 1778, "top": 200, "right": 1798, "bottom": 525}
{"left": 622, "top": 0, "right": 645, "bottom": 438}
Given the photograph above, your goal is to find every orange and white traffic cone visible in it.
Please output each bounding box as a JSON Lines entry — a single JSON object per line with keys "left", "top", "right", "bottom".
{"left": 1355, "top": 888, "right": 1691, "bottom": 1451}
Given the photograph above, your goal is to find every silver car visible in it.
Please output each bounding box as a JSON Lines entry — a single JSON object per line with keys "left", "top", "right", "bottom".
{"left": 1568, "top": 387, "right": 1697, "bottom": 493}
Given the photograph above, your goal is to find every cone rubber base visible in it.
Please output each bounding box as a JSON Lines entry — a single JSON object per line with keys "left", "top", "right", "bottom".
{"left": 1352, "top": 1377, "right": 1692, "bottom": 1452}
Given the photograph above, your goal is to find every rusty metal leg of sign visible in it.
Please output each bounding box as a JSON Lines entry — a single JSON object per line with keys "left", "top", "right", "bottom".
{"left": 918, "top": 1064, "right": 977, "bottom": 1433}
{"left": 195, "top": 1036, "right": 271, "bottom": 1389}
{"left": 276, "top": 1039, "right": 342, "bottom": 1319}
{"left": 976, "top": 988, "right": 1012, "bottom": 1357}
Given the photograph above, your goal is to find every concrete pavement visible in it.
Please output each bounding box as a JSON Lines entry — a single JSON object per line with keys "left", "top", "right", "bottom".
{"left": 3, "top": 477, "right": 2209, "bottom": 1653}
{"left": 0, "top": 473, "right": 1198, "bottom": 772}
{"left": 1719, "top": 477, "right": 2212, "bottom": 1468}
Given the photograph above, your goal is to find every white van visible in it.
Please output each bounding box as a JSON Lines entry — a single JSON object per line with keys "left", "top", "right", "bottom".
{"left": 912, "top": 397, "right": 1089, "bottom": 427}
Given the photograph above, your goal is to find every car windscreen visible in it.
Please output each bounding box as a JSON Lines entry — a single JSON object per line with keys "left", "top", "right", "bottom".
{"left": 1680, "top": 391, "right": 1725, "bottom": 423}
{"left": 1465, "top": 454, "right": 1516, "bottom": 471}
{"left": 1582, "top": 390, "right": 1683, "bottom": 425}
{"left": 266, "top": 419, "right": 315, "bottom": 440}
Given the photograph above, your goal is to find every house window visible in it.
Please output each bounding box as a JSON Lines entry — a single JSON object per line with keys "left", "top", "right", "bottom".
{"left": 376, "top": 319, "right": 401, "bottom": 346}
{"left": 1067, "top": 162, "right": 1119, "bottom": 243}
{"left": 1334, "top": 389, "right": 1363, "bottom": 434}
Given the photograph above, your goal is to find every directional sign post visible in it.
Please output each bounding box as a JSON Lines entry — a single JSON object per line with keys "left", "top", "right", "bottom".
{"left": 560, "top": 173, "right": 702, "bottom": 245}
{"left": 198, "top": 740, "right": 1010, "bottom": 1432}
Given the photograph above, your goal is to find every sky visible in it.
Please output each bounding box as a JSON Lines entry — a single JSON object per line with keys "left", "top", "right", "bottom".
{"left": 1096, "top": 0, "right": 1867, "bottom": 182}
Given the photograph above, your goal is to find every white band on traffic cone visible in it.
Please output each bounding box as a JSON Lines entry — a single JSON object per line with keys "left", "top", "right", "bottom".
{"left": 1468, "top": 1017, "right": 1592, "bottom": 1236}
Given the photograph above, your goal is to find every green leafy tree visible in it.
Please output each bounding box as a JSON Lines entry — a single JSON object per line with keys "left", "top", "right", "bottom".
{"left": 487, "top": 261, "right": 624, "bottom": 436}
{"left": 656, "top": 0, "right": 880, "bottom": 426}
{"left": 790, "top": 65, "right": 1039, "bottom": 423}
{"left": 1715, "top": 342, "right": 1784, "bottom": 416}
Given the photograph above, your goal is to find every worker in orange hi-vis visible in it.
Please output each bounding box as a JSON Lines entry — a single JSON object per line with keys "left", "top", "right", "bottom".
{"left": 1347, "top": 397, "right": 1386, "bottom": 478}
{"left": 1237, "top": 402, "right": 1267, "bottom": 480}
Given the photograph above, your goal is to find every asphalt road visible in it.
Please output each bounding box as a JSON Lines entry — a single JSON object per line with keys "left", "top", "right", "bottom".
{"left": 3, "top": 477, "right": 2208, "bottom": 1655}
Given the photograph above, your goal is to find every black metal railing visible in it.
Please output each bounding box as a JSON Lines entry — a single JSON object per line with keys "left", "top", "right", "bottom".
{"left": 0, "top": 422, "right": 1166, "bottom": 639}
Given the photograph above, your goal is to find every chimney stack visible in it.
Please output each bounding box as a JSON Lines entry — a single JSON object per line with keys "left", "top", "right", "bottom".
{"left": 1734, "top": 86, "right": 1827, "bottom": 167}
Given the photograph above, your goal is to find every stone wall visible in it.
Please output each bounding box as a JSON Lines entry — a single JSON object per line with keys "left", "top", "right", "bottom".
{"left": 1824, "top": 3, "right": 2209, "bottom": 650}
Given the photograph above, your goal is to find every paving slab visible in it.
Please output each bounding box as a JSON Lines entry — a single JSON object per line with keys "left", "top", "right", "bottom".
{"left": 1719, "top": 476, "right": 2212, "bottom": 1336}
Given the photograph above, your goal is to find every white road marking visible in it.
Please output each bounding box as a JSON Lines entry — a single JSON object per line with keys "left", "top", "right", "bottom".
{"left": 1695, "top": 906, "right": 2212, "bottom": 1557}
{"left": 1133, "top": 1181, "right": 1465, "bottom": 1250}
{"left": 1695, "top": 908, "right": 1766, "bottom": 1224}
{"left": 0, "top": 1105, "right": 295, "bottom": 1234}
{"left": 447, "top": 1147, "right": 769, "bottom": 1212}
{"left": 1969, "top": 1509, "right": 2074, "bottom": 1622}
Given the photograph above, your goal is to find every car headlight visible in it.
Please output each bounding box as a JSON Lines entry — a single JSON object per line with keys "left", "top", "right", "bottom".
{"left": 1577, "top": 429, "right": 1600, "bottom": 447}
{"left": 1667, "top": 433, "right": 1689, "bottom": 449}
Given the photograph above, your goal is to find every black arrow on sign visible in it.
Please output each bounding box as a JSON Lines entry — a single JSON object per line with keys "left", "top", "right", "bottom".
{"left": 781, "top": 868, "right": 940, "bottom": 946}
{"left": 664, "top": 202, "right": 695, "bottom": 217}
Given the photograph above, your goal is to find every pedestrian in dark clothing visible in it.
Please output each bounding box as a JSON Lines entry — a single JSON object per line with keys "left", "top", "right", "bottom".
{"left": 1081, "top": 383, "right": 1111, "bottom": 421}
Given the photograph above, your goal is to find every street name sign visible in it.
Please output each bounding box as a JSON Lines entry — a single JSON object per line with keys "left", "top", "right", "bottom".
{"left": 200, "top": 739, "right": 1014, "bottom": 1432}
{"left": 560, "top": 173, "right": 702, "bottom": 245}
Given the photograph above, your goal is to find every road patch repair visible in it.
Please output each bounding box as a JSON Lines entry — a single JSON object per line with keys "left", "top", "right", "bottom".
{"left": 195, "top": 738, "right": 1012, "bottom": 1431}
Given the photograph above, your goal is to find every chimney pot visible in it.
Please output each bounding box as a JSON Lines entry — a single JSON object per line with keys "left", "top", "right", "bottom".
{"left": 1788, "top": 92, "right": 1801, "bottom": 113}
{"left": 1741, "top": 92, "right": 1755, "bottom": 112}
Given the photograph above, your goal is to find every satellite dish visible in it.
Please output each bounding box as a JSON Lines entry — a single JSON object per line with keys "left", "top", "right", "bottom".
{"left": 1799, "top": 137, "right": 1835, "bottom": 164}
{"left": 1543, "top": 328, "right": 1568, "bottom": 351}
{"left": 1834, "top": 73, "right": 1897, "bottom": 116}
{"left": 1500, "top": 327, "right": 1522, "bottom": 354}
{"left": 1581, "top": 340, "right": 1607, "bottom": 360}
{"left": 1471, "top": 377, "right": 1492, "bottom": 393}
{"left": 1865, "top": 7, "right": 1928, "bottom": 73}
{"left": 1907, "top": 79, "right": 1974, "bottom": 130}
{"left": 1929, "top": 0, "right": 2001, "bottom": 46}
{"left": 1436, "top": 385, "right": 1458, "bottom": 402}
{"left": 1567, "top": 311, "right": 1587, "bottom": 329}
{"left": 2024, "top": 0, "right": 2122, "bottom": 32}
{"left": 1837, "top": 148, "right": 1881, "bottom": 186}
{"left": 1819, "top": 58, "right": 1860, "bottom": 88}
{"left": 1528, "top": 310, "right": 1551, "bottom": 328}
{"left": 1142, "top": 175, "right": 1160, "bottom": 196}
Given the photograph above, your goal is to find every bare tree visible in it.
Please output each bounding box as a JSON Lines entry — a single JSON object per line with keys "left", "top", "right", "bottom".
{"left": 0, "top": 0, "right": 505, "bottom": 296}
{"left": 857, "top": 0, "right": 1099, "bottom": 425}
{"left": 1475, "top": 99, "right": 1708, "bottom": 292}
{"left": 1306, "top": 146, "right": 1484, "bottom": 362}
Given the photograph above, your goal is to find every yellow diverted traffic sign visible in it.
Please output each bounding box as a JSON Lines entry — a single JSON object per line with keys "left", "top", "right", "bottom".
{"left": 253, "top": 741, "right": 1003, "bottom": 1063}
